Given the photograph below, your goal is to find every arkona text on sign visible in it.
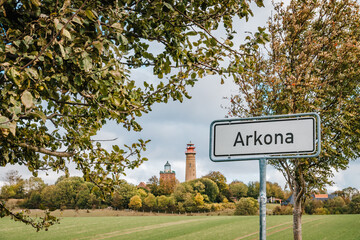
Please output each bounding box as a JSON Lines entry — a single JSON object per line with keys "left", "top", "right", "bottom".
{"left": 233, "top": 131, "right": 294, "bottom": 147}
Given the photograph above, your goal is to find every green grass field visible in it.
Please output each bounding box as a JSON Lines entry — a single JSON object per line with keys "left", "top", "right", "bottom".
{"left": 1, "top": 214, "right": 359, "bottom": 240}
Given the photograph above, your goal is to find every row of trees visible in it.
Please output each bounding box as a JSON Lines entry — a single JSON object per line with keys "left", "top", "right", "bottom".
{"left": 0, "top": 170, "right": 286, "bottom": 211}
{"left": 146, "top": 171, "right": 287, "bottom": 202}
{"left": 1, "top": 171, "right": 102, "bottom": 210}
{"left": 273, "top": 194, "right": 360, "bottom": 215}
{"left": 304, "top": 195, "right": 360, "bottom": 215}
{"left": 2, "top": 170, "right": 359, "bottom": 215}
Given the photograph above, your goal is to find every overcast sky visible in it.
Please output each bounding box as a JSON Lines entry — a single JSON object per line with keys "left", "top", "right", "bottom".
{"left": 1, "top": 0, "right": 359, "bottom": 193}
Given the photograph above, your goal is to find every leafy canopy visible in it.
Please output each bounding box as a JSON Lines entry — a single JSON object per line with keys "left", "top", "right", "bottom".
{"left": 228, "top": 0, "right": 360, "bottom": 238}
{"left": 229, "top": 0, "right": 360, "bottom": 197}
{"left": 0, "top": 0, "right": 265, "bottom": 230}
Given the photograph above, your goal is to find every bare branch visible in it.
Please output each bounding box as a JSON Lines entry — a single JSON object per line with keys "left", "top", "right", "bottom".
{"left": 91, "top": 138, "right": 118, "bottom": 142}
{"left": 48, "top": 97, "right": 90, "bottom": 106}
{"left": 19, "top": 143, "right": 74, "bottom": 158}
{"left": 279, "top": 159, "right": 294, "bottom": 192}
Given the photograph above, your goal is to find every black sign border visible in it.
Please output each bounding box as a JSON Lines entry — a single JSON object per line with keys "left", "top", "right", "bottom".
{"left": 211, "top": 116, "right": 318, "bottom": 160}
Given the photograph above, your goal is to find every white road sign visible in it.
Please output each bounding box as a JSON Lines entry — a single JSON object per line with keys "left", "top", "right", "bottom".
{"left": 209, "top": 114, "right": 320, "bottom": 161}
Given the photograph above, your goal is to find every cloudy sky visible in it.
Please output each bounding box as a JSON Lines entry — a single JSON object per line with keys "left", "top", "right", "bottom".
{"left": 1, "top": 0, "right": 359, "bottom": 193}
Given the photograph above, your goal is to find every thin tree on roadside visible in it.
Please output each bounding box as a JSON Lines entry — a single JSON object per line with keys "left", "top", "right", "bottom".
{"left": 228, "top": 0, "right": 360, "bottom": 239}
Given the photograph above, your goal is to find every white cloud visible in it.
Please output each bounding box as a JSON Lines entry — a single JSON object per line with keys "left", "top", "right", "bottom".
{"left": 326, "top": 160, "right": 360, "bottom": 192}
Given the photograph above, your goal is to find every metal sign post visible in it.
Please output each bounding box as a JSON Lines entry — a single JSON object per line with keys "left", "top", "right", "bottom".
{"left": 259, "top": 158, "right": 267, "bottom": 240}
{"left": 209, "top": 113, "right": 321, "bottom": 240}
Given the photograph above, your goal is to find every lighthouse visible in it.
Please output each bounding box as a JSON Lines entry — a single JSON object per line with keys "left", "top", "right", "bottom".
{"left": 160, "top": 161, "right": 175, "bottom": 184}
{"left": 185, "top": 143, "right": 196, "bottom": 182}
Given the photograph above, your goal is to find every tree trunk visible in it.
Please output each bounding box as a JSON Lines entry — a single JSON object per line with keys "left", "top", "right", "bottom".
{"left": 293, "top": 181, "right": 302, "bottom": 240}
{"left": 293, "top": 197, "right": 302, "bottom": 240}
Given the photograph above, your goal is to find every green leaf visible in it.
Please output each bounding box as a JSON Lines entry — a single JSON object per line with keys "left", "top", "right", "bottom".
{"left": 58, "top": 43, "right": 66, "bottom": 58}
{"left": 120, "top": 34, "right": 128, "bottom": 45}
{"left": 93, "top": 41, "right": 103, "bottom": 54}
{"left": 206, "top": 69, "right": 215, "bottom": 75}
{"left": 61, "top": 29, "right": 72, "bottom": 40}
{"left": 31, "top": 0, "right": 41, "bottom": 7}
{"left": 9, "top": 121, "right": 16, "bottom": 136}
{"left": 0, "top": 116, "right": 10, "bottom": 129}
{"left": 33, "top": 110, "right": 47, "bottom": 123}
{"left": 61, "top": 0, "right": 71, "bottom": 11}
{"left": 8, "top": 67, "right": 20, "bottom": 80}
{"left": 54, "top": 19, "right": 63, "bottom": 31}
{"left": 113, "top": 145, "right": 120, "bottom": 152}
{"left": 186, "top": 31, "right": 198, "bottom": 36}
{"left": 9, "top": 105, "right": 21, "bottom": 116}
{"left": 24, "top": 36, "right": 33, "bottom": 45}
{"left": 45, "top": 51, "right": 53, "bottom": 59}
{"left": 82, "top": 56, "right": 92, "bottom": 72}
{"left": 72, "top": 16, "right": 83, "bottom": 26}
{"left": 0, "top": 115, "right": 16, "bottom": 136}
{"left": 85, "top": 10, "right": 96, "bottom": 21}
{"left": 210, "top": 38, "right": 217, "bottom": 46}
{"left": 111, "top": 23, "right": 123, "bottom": 30}
{"left": 21, "top": 90, "right": 34, "bottom": 109}
{"left": 163, "top": 2, "right": 174, "bottom": 11}
{"left": 5, "top": 45, "right": 17, "bottom": 54}
{"left": 25, "top": 68, "right": 39, "bottom": 80}
{"left": 110, "top": 70, "right": 121, "bottom": 79}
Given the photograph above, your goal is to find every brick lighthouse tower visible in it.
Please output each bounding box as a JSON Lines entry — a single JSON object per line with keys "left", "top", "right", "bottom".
{"left": 185, "top": 142, "right": 196, "bottom": 182}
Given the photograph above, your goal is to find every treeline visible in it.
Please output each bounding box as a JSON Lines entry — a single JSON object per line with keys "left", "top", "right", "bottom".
{"left": 273, "top": 195, "right": 360, "bottom": 215}
{"left": 1, "top": 170, "right": 359, "bottom": 215}
{"left": 303, "top": 191, "right": 360, "bottom": 215}
{"left": 273, "top": 187, "right": 360, "bottom": 215}
{"left": 0, "top": 170, "right": 286, "bottom": 213}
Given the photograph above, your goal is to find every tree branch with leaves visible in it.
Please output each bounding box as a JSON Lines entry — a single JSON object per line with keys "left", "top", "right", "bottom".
{"left": 0, "top": 0, "right": 266, "bottom": 230}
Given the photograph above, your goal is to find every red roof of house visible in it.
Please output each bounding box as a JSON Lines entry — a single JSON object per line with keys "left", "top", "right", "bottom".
{"left": 314, "top": 194, "right": 328, "bottom": 199}
{"left": 137, "top": 182, "right": 148, "bottom": 190}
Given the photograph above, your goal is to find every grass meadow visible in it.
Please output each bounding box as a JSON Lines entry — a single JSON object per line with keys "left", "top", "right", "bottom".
{"left": 1, "top": 213, "right": 360, "bottom": 240}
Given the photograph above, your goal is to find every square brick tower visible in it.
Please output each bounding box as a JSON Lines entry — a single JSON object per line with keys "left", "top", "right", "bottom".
{"left": 185, "top": 143, "right": 196, "bottom": 182}
{"left": 160, "top": 161, "right": 175, "bottom": 183}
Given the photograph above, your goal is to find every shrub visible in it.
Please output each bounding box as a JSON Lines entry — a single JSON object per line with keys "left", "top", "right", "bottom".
{"left": 229, "top": 181, "right": 248, "bottom": 200}
{"left": 128, "top": 195, "right": 142, "bottom": 210}
{"left": 272, "top": 205, "right": 293, "bottom": 215}
{"left": 211, "top": 203, "right": 222, "bottom": 211}
{"left": 348, "top": 194, "right": 360, "bottom": 214}
{"left": 194, "top": 193, "right": 204, "bottom": 206}
{"left": 157, "top": 195, "right": 169, "bottom": 211}
{"left": 314, "top": 207, "right": 329, "bottom": 215}
{"left": 21, "top": 192, "right": 42, "bottom": 209}
{"left": 325, "top": 197, "right": 346, "bottom": 214}
{"left": 183, "top": 193, "right": 196, "bottom": 212}
{"left": 234, "top": 197, "right": 259, "bottom": 215}
{"left": 177, "top": 202, "right": 185, "bottom": 213}
{"left": 143, "top": 193, "right": 156, "bottom": 210}
{"left": 223, "top": 202, "right": 236, "bottom": 209}
{"left": 167, "top": 196, "right": 177, "bottom": 212}
{"left": 304, "top": 199, "right": 324, "bottom": 215}
{"left": 198, "top": 204, "right": 212, "bottom": 212}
